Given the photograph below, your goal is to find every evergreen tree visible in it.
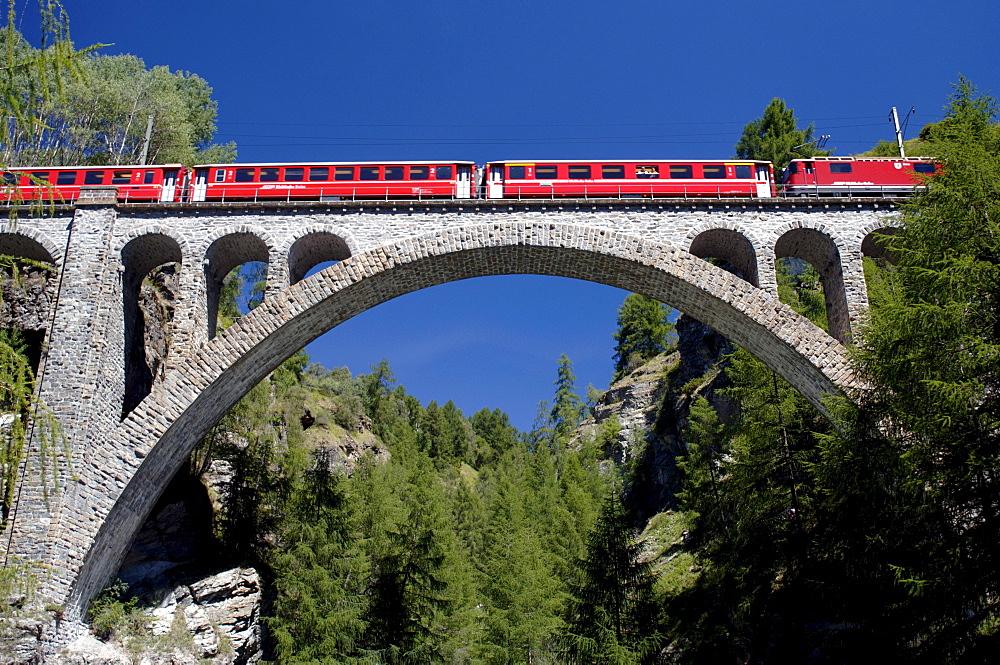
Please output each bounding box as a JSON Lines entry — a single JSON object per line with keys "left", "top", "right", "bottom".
{"left": 550, "top": 354, "right": 585, "bottom": 445}
{"left": 831, "top": 77, "right": 1000, "bottom": 662}
{"left": 561, "top": 490, "right": 661, "bottom": 664}
{"left": 612, "top": 294, "right": 675, "bottom": 381}
{"left": 269, "top": 456, "right": 369, "bottom": 663}
{"left": 735, "top": 98, "right": 831, "bottom": 174}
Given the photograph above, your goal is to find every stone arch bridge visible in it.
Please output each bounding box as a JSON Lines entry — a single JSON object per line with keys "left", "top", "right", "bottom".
{"left": 0, "top": 190, "right": 898, "bottom": 646}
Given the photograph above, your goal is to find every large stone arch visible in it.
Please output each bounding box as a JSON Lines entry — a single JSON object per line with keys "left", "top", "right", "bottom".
{"left": 0, "top": 229, "right": 61, "bottom": 265}
{"left": 50, "top": 221, "right": 856, "bottom": 619}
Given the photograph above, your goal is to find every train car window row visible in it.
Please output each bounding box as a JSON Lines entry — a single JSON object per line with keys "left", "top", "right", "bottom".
{"left": 703, "top": 165, "right": 726, "bottom": 178}
{"left": 58, "top": 171, "right": 77, "bottom": 185}
{"left": 568, "top": 165, "right": 591, "bottom": 179}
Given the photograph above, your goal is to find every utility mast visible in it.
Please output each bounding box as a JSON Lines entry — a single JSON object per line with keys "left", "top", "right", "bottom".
{"left": 139, "top": 113, "right": 154, "bottom": 165}
{"left": 889, "top": 107, "right": 912, "bottom": 158}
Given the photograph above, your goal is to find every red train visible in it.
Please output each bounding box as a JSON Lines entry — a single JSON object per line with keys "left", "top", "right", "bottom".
{"left": 482, "top": 160, "right": 775, "bottom": 199}
{"left": 0, "top": 157, "right": 937, "bottom": 203}
{"left": 781, "top": 157, "right": 937, "bottom": 197}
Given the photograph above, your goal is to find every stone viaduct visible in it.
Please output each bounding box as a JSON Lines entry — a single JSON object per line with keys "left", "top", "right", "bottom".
{"left": 0, "top": 189, "right": 898, "bottom": 648}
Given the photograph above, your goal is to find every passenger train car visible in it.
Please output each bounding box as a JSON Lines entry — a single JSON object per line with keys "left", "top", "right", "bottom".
{"left": 483, "top": 160, "right": 775, "bottom": 198}
{"left": 0, "top": 156, "right": 937, "bottom": 203}
{"left": 0, "top": 165, "right": 185, "bottom": 202}
{"left": 188, "top": 161, "right": 476, "bottom": 201}
{"left": 781, "top": 157, "right": 937, "bottom": 197}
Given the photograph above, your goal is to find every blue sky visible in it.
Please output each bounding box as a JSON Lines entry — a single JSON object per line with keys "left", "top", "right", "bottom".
{"left": 41, "top": 1, "right": 1000, "bottom": 431}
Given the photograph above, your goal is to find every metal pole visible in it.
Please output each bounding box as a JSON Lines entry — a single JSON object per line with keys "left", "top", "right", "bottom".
{"left": 890, "top": 107, "right": 906, "bottom": 158}
{"left": 139, "top": 113, "right": 155, "bottom": 166}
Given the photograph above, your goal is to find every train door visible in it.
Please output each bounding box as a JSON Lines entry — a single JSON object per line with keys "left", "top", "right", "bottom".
{"left": 755, "top": 164, "right": 773, "bottom": 198}
{"left": 457, "top": 165, "right": 472, "bottom": 199}
{"left": 487, "top": 164, "right": 503, "bottom": 199}
{"left": 191, "top": 168, "right": 208, "bottom": 201}
{"left": 161, "top": 169, "right": 179, "bottom": 202}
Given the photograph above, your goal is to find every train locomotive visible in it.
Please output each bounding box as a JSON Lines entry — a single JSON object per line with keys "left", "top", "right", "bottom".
{"left": 0, "top": 156, "right": 937, "bottom": 203}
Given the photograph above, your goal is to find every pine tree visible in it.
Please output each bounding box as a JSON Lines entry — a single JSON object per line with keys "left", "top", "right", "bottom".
{"left": 612, "top": 294, "right": 675, "bottom": 381}
{"left": 560, "top": 490, "right": 661, "bottom": 664}
{"left": 735, "top": 98, "right": 832, "bottom": 174}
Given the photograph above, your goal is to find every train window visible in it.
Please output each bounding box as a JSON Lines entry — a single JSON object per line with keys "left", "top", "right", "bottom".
{"left": 260, "top": 168, "right": 280, "bottom": 182}
{"left": 84, "top": 171, "right": 104, "bottom": 185}
{"left": 829, "top": 163, "right": 853, "bottom": 174}
{"left": 409, "top": 166, "right": 429, "bottom": 180}
{"left": 34, "top": 172, "right": 49, "bottom": 182}
{"left": 284, "top": 167, "right": 304, "bottom": 181}
{"left": 702, "top": 164, "right": 726, "bottom": 178}
{"left": 436, "top": 165, "right": 453, "bottom": 179}
{"left": 57, "top": 171, "right": 76, "bottom": 185}
{"left": 2, "top": 172, "right": 16, "bottom": 185}
{"left": 636, "top": 165, "right": 659, "bottom": 179}
{"left": 601, "top": 165, "right": 625, "bottom": 178}
{"left": 734, "top": 165, "right": 751, "bottom": 179}
{"left": 385, "top": 166, "right": 404, "bottom": 180}
{"left": 310, "top": 167, "right": 330, "bottom": 181}
{"left": 568, "top": 165, "right": 591, "bottom": 179}
{"left": 112, "top": 171, "right": 132, "bottom": 184}
{"left": 508, "top": 165, "right": 526, "bottom": 179}
{"left": 144, "top": 171, "right": 155, "bottom": 184}
{"left": 535, "top": 165, "right": 558, "bottom": 179}
{"left": 360, "top": 167, "right": 380, "bottom": 180}
{"left": 235, "top": 168, "right": 255, "bottom": 182}
{"left": 786, "top": 162, "right": 799, "bottom": 174}
{"left": 333, "top": 167, "right": 353, "bottom": 180}
{"left": 913, "top": 163, "right": 936, "bottom": 174}
{"left": 669, "top": 165, "right": 693, "bottom": 179}
{"left": 214, "top": 169, "right": 226, "bottom": 182}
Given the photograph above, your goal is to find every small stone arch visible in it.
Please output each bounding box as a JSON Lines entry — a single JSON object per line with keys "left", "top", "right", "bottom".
{"left": 774, "top": 226, "right": 850, "bottom": 343}
{"left": 861, "top": 226, "right": 900, "bottom": 264}
{"left": 121, "top": 233, "right": 184, "bottom": 418}
{"left": 0, "top": 229, "right": 60, "bottom": 265}
{"left": 287, "top": 229, "right": 354, "bottom": 285}
{"left": 688, "top": 227, "right": 760, "bottom": 286}
{"left": 204, "top": 231, "right": 271, "bottom": 338}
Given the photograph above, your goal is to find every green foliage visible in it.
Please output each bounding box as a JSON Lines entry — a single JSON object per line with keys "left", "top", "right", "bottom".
{"left": 269, "top": 459, "right": 369, "bottom": 663}
{"left": 550, "top": 354, "right": 585, "bottom": 446}
{"left": 2, "top": 46, "right": 235, "bottom": 166}
{"left": 834, "top": 76, "right": 1000, "bottom": 661}
{"left": 776, "top": 257, "right": 828, "bottom": 330}
{"left": 560, "top": 490, "right": 662, "bottom": 664}
{"left": 612, "top": 294, "right": 676, "bottom": 381}
{"left": 735, "top": 97, "right": 832, "bottom": 175}
{"left": 87, "top": 580, "right": 145, "bottom": 641}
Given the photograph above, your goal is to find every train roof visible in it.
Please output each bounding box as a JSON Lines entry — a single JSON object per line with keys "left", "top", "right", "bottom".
{"left": 4, "top": 164, "right": 184, "bottom": 170}
{"left": 787, "top": 156, "right": 936, "bottom": 162}
{"left": 193, "top": 160, "right": 476, "bottom": 168}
